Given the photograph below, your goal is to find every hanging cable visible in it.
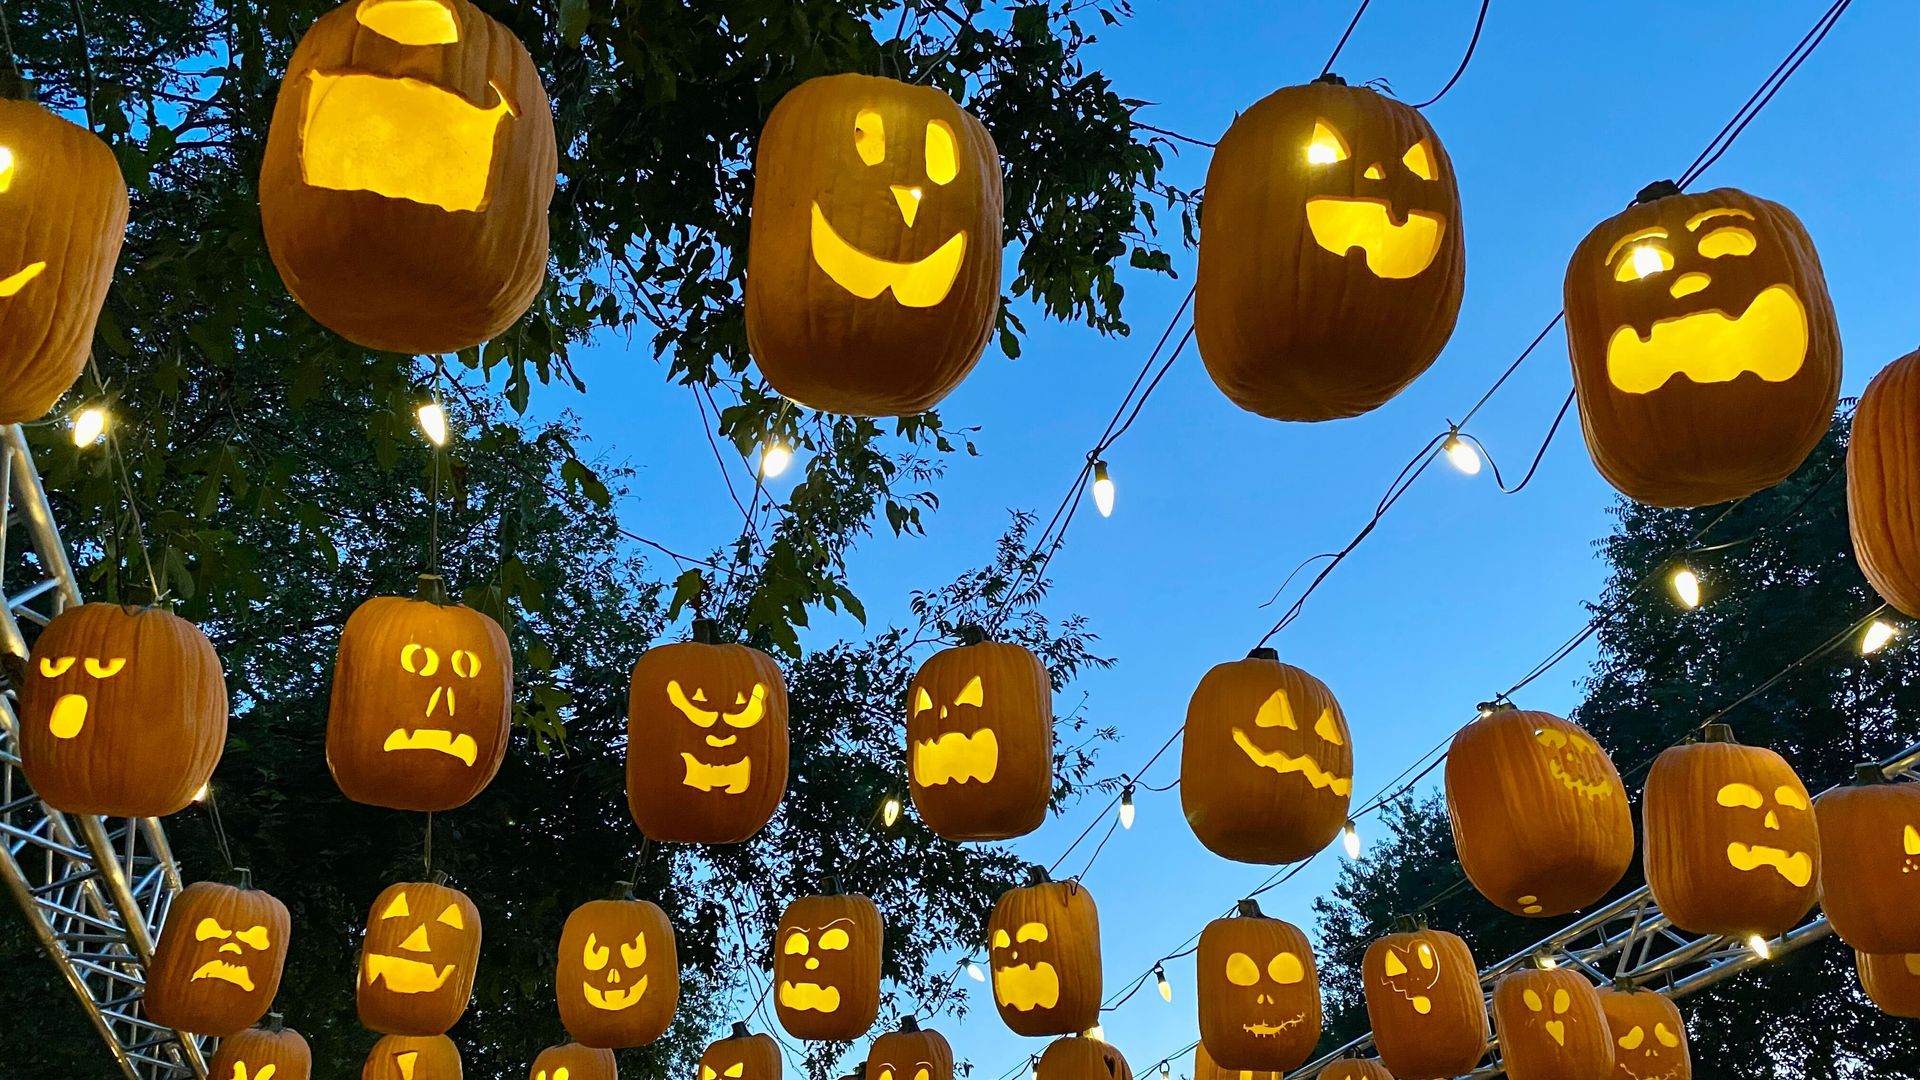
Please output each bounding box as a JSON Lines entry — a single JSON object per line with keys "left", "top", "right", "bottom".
{"left": 1412, "top": 0, "right": 1492, "bottom": 109}
{"left": 1320, "top": 0, "right": 1374, "bottom": 76}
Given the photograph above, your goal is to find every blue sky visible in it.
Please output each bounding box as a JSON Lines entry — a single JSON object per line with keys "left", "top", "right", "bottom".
{"left": 543, "top": 0, "right": 1920, "bottom": 1075}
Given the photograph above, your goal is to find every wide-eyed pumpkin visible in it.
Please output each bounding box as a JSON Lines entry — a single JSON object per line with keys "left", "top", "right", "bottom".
{"left": 328, "top": 578, "right": 513, "bottom": 811}
{"left": 1362, "top": 924, "right": 1487, "bottom": 1080}
{"left": 1642, "top": 724, "right": 1821, "bottom": 938}
{"left": 1597, "top": 983, "right": 1691, "bottom": 1080}
{"left": 866, "top": 1016, "right": 953, "bottom": 1080}
{"left": 143, "top": 877, "right": 291, "bottom": 1036}
{"left": 1195, "top": 74, "right": 1464, "bottom": 422}
{"left": 1857, "top": 950, "right": 1920, "bottom": 1018}
{"left": 1192, "top": 1044, "right": 1283, "bottom": 1080}
{"left": 19, "top": 602, "right": 227, "bottom": 818}
{"left": 1310, "top": 1058, "right": 1390, "bottom": 1080}
{"left": 209, "top": 1016, "right": 312, "bottom": 1080}
{"left": 556, "top": 886, "right": 679, "bottom": 1048}
{"left": 358, "top": 878, "right": 482, "bottom": 1035}
{"left": 0, "top": 98, "right": 128, "bottom": 424}
{"left": 627, "top": 620, "right": 789, "bottom": 844}
{"left": 988, "top": 878, "right": 1101, "bottom": 1036}
{"left": 1848, "top": 348, "right": 1920, "bottom": 616}
{"left": 365, "top": 1034, "right": 462, "bottom": 1080}
{"left": 746, "top": 73, "right": 1003, "bottom": 416}
{"left": 1038, "top": 1035, "right": 1131, "bottom": 1080}
{"left": 259, "top": 0, "right": 556, "bottom": 354}
{"left": 1492, "top": 966, "right": 1612, "bottom": 1080}
{"left": 701, "top": 1023, "right": 782, "bottom": 1080}
{"left": 1813, "top": 765, "right": 1920, "bottom": 953}
{"left": 1564, "top": 182, "right": 1840, "bottom": 507}
{"left": 775, "top": 889, "right": 883, "bottom": 1040}
{"left": 906, "top": 630, "right": 1053, "bottom": 841}
{"left": 532, "top": 1043, "right": 617, "bottom": 1080}
{"left": 1445, "top": 707, "right": 1633, "bottom": 917}
{"left": 1181, "top": 650, "right": 1353, "bottom": 864}
{"left": 1196, "top": 900, "right": 1321, "bottom": 1071}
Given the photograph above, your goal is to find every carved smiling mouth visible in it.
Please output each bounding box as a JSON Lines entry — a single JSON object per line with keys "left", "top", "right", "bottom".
{"left": 809, "top": 203, "right": 966, "bottom": 308}
{"left": 913, "top": 729, "right": 999, "bottom": 785}
{"left": 1620, "top": 1061, "right": 1682, "bottom": 1080}
{"left": 1604, "top": 284, "right": 1807, "bottom": 394}
{"left": 363, "top": 952, "right": 455, "bottom": 994}
{"left": 681, "top": 754, "right": 751, "bottom": 794}
{"left": 1304, "top": 197, "right": 1445, "bottom": 279}
{"left": 584, "top": 976, "right": 649, "bottom": 1012}
{"left": 1241, "top": 1015, "right": 1307, "bottom": 1036}
{"left": 384, "top": 727, "right": 478, "bottom": 765}
{"left": 300, "top": 71, "right": 517, "bottom": 212}
{"left": 778, "top": 980, "right": 843, "bottom": 1012}
{"left": 189, "top": 959, "right": 257, "bottom": 992}
{"left": 992, "top": 962, "right": 1060, "bottom": 1011}
{"left": 1548, "top": 758, "right": 1612, "bottom": 800}
{"left": 0, "top": 261, "right": 45, "bottom": 297}
{"left": 1231, "top": 729, "right": 1352, "bottom": 795}
{"left": 1726, "top": 841, "right": 1814, "bottom": 887}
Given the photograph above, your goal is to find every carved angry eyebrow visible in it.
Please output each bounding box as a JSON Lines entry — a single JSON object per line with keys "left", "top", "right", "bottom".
{"left": 1686, "top": 206, "right": 1754, "bottom": 231}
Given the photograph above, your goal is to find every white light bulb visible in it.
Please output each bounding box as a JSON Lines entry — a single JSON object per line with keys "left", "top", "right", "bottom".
{"left": 71, "top": 405, "right": 107, "bottom": 447}
{"left": 1670, "top": 567, "right": 1702, "bottom": 609}
{"left": 1306, "top": 143, "right": 1338, "bottom": 165}
{"left": 1537, "top": 954, "right": 1559, "bottom": 970}
{"left": 965, "top": 960, "right": 985, "bottom": 982}
{"left": 1154, "top": 965, "right": 1172, "bottom": 1002}
{"left": 882, "top": 795, "right": 902, "bottom": 828}
{"left": 1159, "top": 1063, "right": 1171, "bottom": 1080}
{"left": 1118, "top": 787, "right": 1136, "bottom": 830}
{"left": 1443, "top": 435, "right": 1481, "bottom": 476}
{"left": 416, "top": 402, "right": 449, "bottom": 446}
{"left": 1091, "top": 460, "right": 1115, "bottom": 517}
{"left": 192, "top": 782, "right": 210, "bottom": 804}
{"left": 760, "top": 439, "right": 793, "bottom": 479}
{"left": 1342, "top": 820, "right": 1361, "bottom": 859}
{"left": 1747, "top": 933, "right": 1771, "bottom": 959}
{"left": 1630, "top": 244, "right": 1665, "bottom": 280}
{"left": 1862, "top": 619, "right": 1898, "bottom": 655}
{"left": 1086, "top": 1025, "right": 1105, "bottom": 1043}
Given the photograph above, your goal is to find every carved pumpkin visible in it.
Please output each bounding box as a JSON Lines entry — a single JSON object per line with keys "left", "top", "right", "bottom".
{"left": 208, "top": 1018, "right": 312, "bottom": 1080}
{"left": 143, "top": 878, "right": 291, "bottom": 1036}
{"left": 987, "top": 878, "right": 1101, "bottom": 1036}
{"left": 365, "top": 1034, "right": 462, "bottom": 1080}
{"left": 532, "top": 1043, "right": 617, "bottom": 1080}
{"left": 19, "top": 602, "right": 227, "bottom": 818}
{"left": 1038, "top": 1035, "right": 1131, "bottom": 1080}
{"left": 1361, "top": 925, "right": 1487, "bottom": 1080}
{"left": 746, "top": 73, "right": 1003, "bottom": 416}
{"left": 1309, "top": 1059, "right": 1390, "bottom": 1080}
{"left": 1813, "top": 765, "right": 1920, "bottom": 953}
{"left": 1857, "top": 950, "right": 1920, "bottom": 1018}
{"left": 327, "top": 578, "right": 513, "bottom": 811}
{"left": 1181, "top": 650, "right": 1353, "bottom": 864}
{"left": 1563, "top": 183, "right": 1840, "bottom": 507}
{"left": 627, "top": 620, "right": 789, "bottom": 844}
{"left": 1847, "top": 348, "right": 1920, "bottom": 616}
{"left": 0, "top": 99, "right": 128, "bottom": 424}
{"left": 1196, "top": 900, "right": 1321, "bottom": 1071}
{"left": 1193, "top": 1044, "right": 1283, "bottom": 1080}
{"left": 259, "top": 0, "right": 556, "bottom": 355}
{"left": 1492, "top": 967, "right": 1612, "bottom": 1080}
{"left": 357, "top": 878, "right": 482, "bottom": 1035}
{"left": 774, "top": 890, "right": 883, "bottom": 1040}
{"left": 1444, "top": 707, "right": 1633, "bottom": 917}
{"left": 701, "top": 1023, "right": 782, "bottom": 1080}
{"left": 556, "top": 888, "right": 679, "bottom": 1048}
{"left": 1642, "top": 724, "right": 1821, "bottom": 937}
{"left": 1597, "top": 984, "right": 1691, "bottom": 1080}
{"left": 906, "top": 633, "right": 1053, "bottom": 841}
{"left": 866, "top": 1016, "right": 953, "bottom": 1080}
{"left": 1195, "top": 75, "right": 1463, "bottom": 422}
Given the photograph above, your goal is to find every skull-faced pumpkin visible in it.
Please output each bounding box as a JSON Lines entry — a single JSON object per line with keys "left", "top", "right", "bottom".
{"left": 1597, "top": 985, "right": 1691, "bottom": 1080}
{"left": 358, "top": 879, "right": 482, "bottom": 1035}
{"left": 1037, "top": 1035, "right": 1131, "bottom": 1080}
{"left": 774, "top": 891, "right": 883, "bottom": 1040}
{"left": 1857, "top": 950, "right": 1920, "bottom": 1019}
{"left": 1814, "top": 766, "right": 1920, "bottom": 953}
{"left": 701, "top": 1023, "right": 782, "bottom": 1080}
{"left": 1196, "top": 902, "right": 1321, "bottom": 1071}
{"left": 1492, "top": 967, "right": 1612, "bottom": 1080}
{"left": 1564, "top": 183, "right": 1840, "bottom": 507}
{"left": 1361, "top": 926, "right": 1487, "bottom": 1080}
{"left": 208, "top": 1018, "right": 313, "bottom": 1080}
{"left": 906, "top": 635, "right": 1053, "bottom": 841}
{"left": 866, "top": 1017, "right": 953, "bottom": 1080}
{"left": 531, "top": 1043, "right": 616, "bottom": 1080}
{"left": 144, "top": 879, "right": 291, "bottom": 1036}
{"left": 987, "top": 879, "right": 1101, "bottom": 1036}
{"left": 364, "top": 1034, "right": 462, "bottom": 1080}
{"left": 556, "top": 892, "right": 679, "bottom": 1048}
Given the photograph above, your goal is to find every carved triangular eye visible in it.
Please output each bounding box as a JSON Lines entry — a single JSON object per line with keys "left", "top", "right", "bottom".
{"left": 913, "top": 687, "right": 934, "bottom": 715}
{"left": 380, "top": 893, "right": 411, "bottom": 920}
{"left": 1307, "top": 120, "right": 1349, "bottom": 165}
{"left": 1402, "top": 139, "right": 1436, "bottom": 180}
{"left": 955, "top": 676, "right": 983, "bottom": 708}
{"left": 856, "top": 109, "right": 886, "bottom": 166}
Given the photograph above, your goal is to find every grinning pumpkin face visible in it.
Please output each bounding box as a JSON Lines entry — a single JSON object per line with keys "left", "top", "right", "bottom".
{"left": 1361, "top": 928, "right": 1488, "bottom": 1080}
{"left": 1598, "top": 987, "right": 1691, "bottom": 1080}
{"left": 1196, "top": 909, "right": 1322, "bottom": 1072}
{"left": 555, "top": 896, "right": 678, "bottom": 1048}
{"left": 1492, "top": 969, "right": 1613, "bottom": 1080}
{"left": 358, "top": 880, "right": 482, "bottom": 1036}
{"left": 700, "top": 1027, "right": 783, "bottom": 1080}
{"left": 906, "top": 639, "right": 1054, "bottom": 841}
{"left": 773, "top": 893, "right": 883, "bottom": 1040}
{"left": 362, "top": 1034, "right": 462, "bottom": 1080}
{"left": 144, "top": 882, "right": 292, "bottom": 1037}
{"left": 208, "top": 1023, "right": 313, "bottom": 1080}
{"left": 530, "top": 1043, "right": 617, "bottom": 1080}
{"left": 988, "top": 881, "right": 1102, "bottom": 1036}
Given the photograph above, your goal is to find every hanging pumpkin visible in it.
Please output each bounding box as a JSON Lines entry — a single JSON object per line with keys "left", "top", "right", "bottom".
{"left": 357, "top": 878, "right": 482, "bottom": 1035}
{"left": 0, "top": 98, "right": 128, "bottom": 424}
{"left": 208, "top": 1017, "right": 312, "bottom": 1080}
{"left": 1195, "top": 75, "right": 1464, "bottom": 422}
{"left": 1196, "top": 900, "right": 1321, "bottom": 1072}
{"left": 18, "top": 602, "right": 227, "bottom": 818}
{"left": 774, "top": 889, "right": 884, "bottom": 1040}
{"left": 365, "top": 1034, "right": 462, "bottom": 1080}
{"left": 1038, "top": 1035, "right": 1131, "bottom": 1080}
{"left": 866, "top": 1016, "right": 953, "bottom": 1080}
{"left": 746, "top": 73, "right": 1003, "bottom": 416}
{"left": 700, "top": 1023, "right": 782, "bottom": 1080}
{"left": 1857, "top": 950, "right": 1920, "bottom": 1018}
{"left": 1491, "top": 966, "right": 1612, "bottom": 1080}
{"left": 1309, "top": 1059, "right": 1390, "bottom": 1080}
{"left": 1181, "top": 650, "right": 1353, "bottom": 864}
{"left": 1847, "top": 348, "right": 1920, "bottom": 616}
{"left": 987, "top": 878, "right": 1102, "bottom": 1036}
{"left": 532, "top": 1043, "right": 617, "bottom": 1080}
{"left": 1563, "top": 182, "right": 1840, "bottom": 507}
{"left": 143, "top": 877, "right": 291, "bottom": 1036}
{"left": 259, "top": 0, "right": 555, "bottom": 355}
{"left": 627, "top": 620, "right": 789, "bottom": 844}
{"left": 1192, "top": 1044, "right": 1283, "bottom": 1080}
{"left": 1361, "top": 924, "right": 1487, "bottom": 1080}
{"left": 1642, "top": 724, "right": 1821, "bottom": 938}
{"left": 1597, "top": 983, "right": 1691, "bottom": 1080}
{"left": 906, "top": 631, "right": 1053, "bottom": 841}
{"left": 1444, "top": 707, "right": 1633, "bottom": 917}
{"left": 1813, "top": 765, "right": 1920, "bottom": 953}
{"left": 556, "top": 886, "right": 680, "bottom": 1048}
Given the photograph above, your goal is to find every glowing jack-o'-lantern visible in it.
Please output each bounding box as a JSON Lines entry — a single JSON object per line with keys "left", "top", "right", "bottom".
{"left": 0, "top": 99, "right": 128, "bottom": 424}
{"left": 364, "top": 1034, "right": 462, "bottom": 1080}
{"left": 701, "top": 1023, "right": 782, "bottom": 1080}
{"left": 1038, "top": 1034, "right": 1131, "bottom": 1080}
{"left": 1307, "top": 1057, "right": 1390, "bottom": 1080}
{"left": 1196, "top": 900, "right": 1321, "bottom": 1072}
{"left": 1195, "top": 74, "right": 1464, "bottom": 422}
{"left": 208, "top": 1016, "right": 313, "bottom": 1080}
{"left": 1445, "top": 707, "right": 1633, "bottom": 917}
{"left": 1597, "top": 983, "right": 1691, "bottom": 1080}
{"left": 1181, "top": 650, "right": 1354, "bottom": 864}
{"left": 19, "top": 602, "right": 227, "bottom": 818}
{"left": 746, "top": 73, "right": 1003, "bottom": 416}
{"left": 1564, "top": 182, "right": 1840, "bottom": 507}
{"left": 1192, "top": 1044, "right": 1284, "bottom": 1080}
{"left": 259, "top": 0, "right": 556, "bottom": 355}
{"left": 1642, "top": 724, "right": 1821, "bottom": 938}
{"left": 1847, "top": 348, "right": 1920, "bottom": 617}
{"left": 1857, "top": 949, "right": 1920, "bottom": 1018}
{"left": 906, "top": 631, "right": 1053, "bottom": 841}
{"left": 774, "top": 889, "right": 883, "bottom": 1040}
{"left": 1492, "top": 966, "right": 1612, "bottom": 1080}
{"left": 1814, "top": 765, "right": 1920, "bottom": 953}
{"left": 988, "top": 878, "right": 1101, "bottom": 1036}
{"left": 327, "top": 577, "right": 513, "bottom": 811}
{"left": 531, "top": 1043, "right": 617, "bottom": 1080}
{"left": 1361, "top": 923, "right": 1487, "bottom": 1080}
{"left": 556, "top": 886, "right": 679, "bottom": 1048}
{"left": 144, "top": 877, "right": 291, "bottom": 1036}
{"left": 867, "top": 1016, "right": 953, "bottom": 1080}
{"left": 358, "top": 878, "right": 482, "bottom": 1036}
{"left": 627, "top": 620, "right": 789, "bottom": 844}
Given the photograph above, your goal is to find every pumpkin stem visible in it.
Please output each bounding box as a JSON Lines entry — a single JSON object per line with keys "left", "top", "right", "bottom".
{"left": 1611, "top": 976, "right": 1637, "bottom": 993}
{"left": 1390, "top": 914, "right": 1425, "bottom": 933}
{"left": 1236, "top": 898, "right": 1263, "bottom": 918}
{"left": 1855, "top": 762, "right": 1887, "bottom": 785}
{"left": 731, "top": 1020, "right": 752, "bottom": 1039}
{"left": 1026, "top": 865, "right": 1049, "bottom": 885}
{"left": 415, "top": 574, "right": 450, "bottom": 605}
{"left": 956, "top": 624, "right": 989, "bottom": 646}
{"left": 1698, "top": 723, "right": 1736, "bottom": 745}
{"left": 231, "top": 866, "right": 253, "bottom": 890}
{"left": 611, "top": 879, "right": 637, "bottom": 900}
{"left": 822, "top": 874, "right": 841, "bottom": 895}
{"left": 1247, "top": 647, "right": 1279, "bottom": 661}
{"left": 898, "top": 1014, "right": 922, "bottom": 1032}
{"left": 1634, "top": 179, "right": 1683, "bottom": 205}
{"left": 430, "top": 869, "right": 451, "bottom": 886}
{"left": 1313, "top": 73, "right": 1348, "bottom": 87}
{"left": 693, "top": 619, "right": 720, "bottom": 645}
{"left": 265, "top": 1011, "right": 284, "bottom": 1033}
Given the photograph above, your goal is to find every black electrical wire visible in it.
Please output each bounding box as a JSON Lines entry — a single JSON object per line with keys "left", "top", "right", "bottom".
{"left": 1412, "top": 0, "right": 1492, "bottom": 109}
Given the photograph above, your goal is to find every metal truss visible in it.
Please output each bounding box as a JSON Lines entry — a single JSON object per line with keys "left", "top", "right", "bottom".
{"left": 1288, "top": 737, "right": 1920, "bottom": 1079}
{"left": 0, "top": 424, "right": 208, "bottom": 1079}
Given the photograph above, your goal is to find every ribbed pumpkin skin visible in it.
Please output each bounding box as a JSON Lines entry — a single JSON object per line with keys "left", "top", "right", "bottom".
{"left": 1857, "top": 950, "right": 1920, "bottom": 1018}
{"left": 1492, "top": 969, "right": 1612, "bottom": 1080}
{"left": 19, "top": 603, "right": 227, "bottom": 818}
{"left": 1848, "top": 349, "right": 1920, "bottom": 615}
{"left": 1597, "top": 987, "right": 1691, "bottom": 1080}
{"left": 531, "top": 1043, "right": 616, "bottom": 1080}
{"left": 1196, "top": 914, "right": 1321, "bottom": 1071}
{"left": 210, "top": 1025, "right": 313, "bottom": 1080}
{"left": 1362, "top": 929, "right": 1487, "bottom": 1080}
{"left": 701, "top": 1030, "right": 782, "bottom": 1080}
{"left": 746, "top": 73, "right": 1003, "bottom": 416}
{"left": 773, "top": 893, "right": 883, "bottom": 1040}
{"left": 1642, "top": 737, "right": 1821, "bottom": 937}
{"left": 259, "top": 0, "right": 555, "bottom": 355}
{"left": 365, "top": 1034, "right": 462, "bottom": 1080}
{"left": 627, "top": 639, "right": 789, "bottom": 844}
{"left": 1038, "top": 1036, "right": 1131, "bottom": 1080}
{"left": 357, "top": 880, "right": 482, "bottom": 1035}
{"left": 1814, "top": 779, "right": 1920, "bottom": 953}
{"left": 556, "top": 897, "right": 679, "bottom": 1048}
{"left": 907, "top": 640, "right": 1053, "bottom": 840}
{"left": 1445, "top": 710, "right": 1633, "bottom": 918}
{"left": 1310, "top": 1057, "right": 1391, "bottom": 1080}
{"left": 867, "top": 1026, "right": 955, "bottom": 1080}
{"left": 1564, "top": 187, "right": 1840, "bottom": 508}
{"left": 1195, "top": 79, "right": 1464, "bottom": 422}
{"left": 144, "top": 882, "right": 291, "bottom": 1036}
{"left": 987, "top": 881, "right": 1101, "bottom": 1036}
{"left": 1194, "top": 1043, "right": 1284, "bottom": 1080}
{"left": 327, "top": 594, "right": 513, "bottom": 811}
{"left": 0, "top": 99, "right": 128, "bottom": 423}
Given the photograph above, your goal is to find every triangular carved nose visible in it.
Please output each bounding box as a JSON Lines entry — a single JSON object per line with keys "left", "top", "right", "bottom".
{"left": 891, "top": 185, "right": 922, "bottom": 227}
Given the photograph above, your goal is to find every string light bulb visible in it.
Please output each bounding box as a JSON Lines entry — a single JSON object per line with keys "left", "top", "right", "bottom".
{"left": 1341, "top": 820, "right": 1361, "bottom": 859}
{"left": 1442, "top": 432, "right": 1482, "bottom": 475}
{"left": 1159, "top": 1063, "right": 1171, "bottom": 1080}
{"left": 965, "top": 959, "right": 985, "bottom": 982}
{"left": 416, "top": 401, "right": 449, "bottom": 446}
{"left": 1118, "top": 783, "right": 1136, "bottom": 830}
{"left": 881, "top": 794, "right": 903, "bottom": 828}
{"left": 192, "top": 782, "right": 210, "bottom": 804}
{"left": 1670, "top": 566, "right": 1702, "bottom": 609}
{"left": 71, "top": 405, "right": 107, "bottom": 447}
{"left": 1747, "top": 933, "right": 1771, "bottom": 960}
{"left": 1085, "top": 1025, "right": 1106, "bottom": 1043}
{"left": 1862, "top": 619, "right": 1898, "bottom": 655}
{"left": 1091, "top": 459, "right": 1115, "bottom": 517}
{"left": 1029, "top": 1057, "right": 1039, "bottom": 1080}
{"left": 1154, "top": 963, "right": 1172, "bottom": 1002}
{"left": 760, "top": 436, "right": 793, "bottom": 479}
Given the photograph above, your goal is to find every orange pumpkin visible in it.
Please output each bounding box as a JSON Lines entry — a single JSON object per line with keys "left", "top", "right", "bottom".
{"left": 1310, "top": 1059, "right": 1390, "bottom": 1080}
{"left": 774, "top": 890, "right": 883, "bottom": 1040}
{"left": 1492, "top": 967, "right": 1612, "bottom": 1080}
{"left": 358, "top": 878, "right": 482, "bottom": 1035}
{"left": 209, "top": 1018, "right": 312, "bottom": 1080}
{"left": 987, "top": 879, "right": 1101, "bottom": 1037}
{"left": 1857, "top": 950, "right": 1920, "bottom": 1018}
{"left": 1038, "top": 1035, "right": 1131, "bottom": 1080}
{"left": 532, "top": 1043, "right": 616, "bottom": 1080}
{"left": 1196, "top": 901, "right": 1321, "bottom": 1071}
{"left": 700, "top": 1023, "right": 782, "bottom": 1080}
{"left": 143, "top": 878, "right": 291, "bottom": 1036}
{"left": 1597, "top": 984, "right": 1691, "bottom": 1080}
{"left": 1813, "top": 765, "right": 1920, "bottom": 953}
{"left": 1361, "top": 925, "right": 1487, "bottom": 1080}
{"left": 906, "top": 632, "right": 1053, "bottom": 841}
{"left": 1193, "top": 1044, "right": 1284, "bottom": 1080}
{"left": 1848, "top": 348, "right": 1920, "bottom": 616}
{"left": 866, "top": 1016, "right": 954, "bottom": 1080}
{"left": 365, "top": 1034, "right": 462, "bottom": 1080}
{"left": 556, "top": 887, "right": 679, "bottom": 1048}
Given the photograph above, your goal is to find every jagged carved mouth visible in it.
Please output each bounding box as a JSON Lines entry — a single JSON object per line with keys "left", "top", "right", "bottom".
{"left": 778, "top": 980, "right": 843, "bottom": 1013}
{"left": 189, "top": 959, "right": 257, "bottom": 992}
{"left": 1548, "top": 758, "right": 1612, "bottom": 800}
{"left": 1726, "top": 842, "right": 1813, "bottom": 886}
{"left": 913, "top": 729, "right": 999, "bottom": 785}
{"left": 681, "top": 753, "right": 751, "bottom": 794}
{"left": 1604, "top": 284, "right": 1807, "bottom": 394}
{"left": 363, "top": 952, "right": 455, "bottom": 994}
{"left": 384, "top": 727, "right": 478, "bottom": 765}
{"left": 992, "top": 963, "right": 1060, "bottom": 1011}
{"left": 1232, "top": 729, "right": 1351, "bottom": 795}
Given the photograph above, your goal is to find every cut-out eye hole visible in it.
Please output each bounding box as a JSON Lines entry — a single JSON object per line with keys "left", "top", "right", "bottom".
{"left": 722, "top": 683, "right": 768, "bottom": 728}
{"left": 195, "top": 918, "right": 232, "bottom": 941}
{"left": 913, "top": 687, "right": 934, "bottom": 715}
{"left": 380, "top": 893, "right": 411, "bottom": 920}
{"left": 85, "top": 657, "right": 127, "bottom": 678}
{"left": 725, "top": 1066, "right": 745, "bottom": 1078}
{"left": 1417, "top": 943, "right": 1434, "bottom": 968}
{"left": 356, "top": 0, "right": 461, "bottom": 45}
{"left": 1383, "top": 951, "right": 1407, "bottom": 977}
{"left": 1551, "top": 989, "right": 1570, "bottom": 1013}
{"left": 784, "top": 932, "right": 811, "bottom": 955}
{"left": 992, "top": 928, "right": 1011, "bottom": 948}
{"left": 621, "top": 933, "right": 646, "bottom": 967}
{"left": 667, "top": 681, "right": 721, "bottom": 727}
{"left": 451, "top": 649, "right": 481, "bottom": 678}
{"left": 0, "top": 146, "right": 15, "bottom": 193}
{"left": 1523, "top": 989, "right": 1544, "bottom": 1012}
{"left": 926, "top": 120, "right": 958, "bottom": 186}
{"left": 1313, "top": 708, "right": 1345, "bottom": 747}
{"left": 913, "top": 1069, "right": 930, "bottom": 1080}
{"left": 702, "top": 1068, "right": 718, "bottom": 1080}
{"left": 1618, "top": 1025, "right": 1645, "bottom": 1050}
{"left": 1402, "top": 140, "right": 1436, "bottom": 181}
{"left": 955, "top": 676, "right": 984, "bottom": 708}
{"left": 1226, "top": 951, "right": 1260, "bottom": 986}
{"left": 1015, "top": 922, "right": 1049, "bottom": 943}
{"left": 1905, "top": 824, "right": 1920, "bottom": 856}
{"left": 1697, "top": 226, "right": 1757, "bottom": 259}
{"left": 38, "top": 656, "right": 76, "bottom": 677}
{"left": 1773, "top": 785, "right": 1808, "bottom": 810}
{"left": 400, "top": 643, "right": 441, "bottom": 676}
{"left": 1654, "top": 1022, "right": 1680, "bottom": 1048}
{"left": 1716, "top": 783, "right": 1764, "bottom": 809}
{"left": 819, "top": 927, "right": 852, "bottom": 950}
{"left": 1535, "top": 728, "right": 1569, "bottom": 749}
{"left": 1269, "top": 952, "right": 1305, "bottom": 984}
{"left": 1307, "top": 120, "right": 1349, "bottom": 165}
{"left": 436, "top": 904, "right": 465, "bottom": 929}
{"left": 878, "top": 1071, "right": 896, "bottom": 1080}
{"left": 856, "top": 109, "right": 886, "bottom": 166}
{"left": 583, "top": 933, "right": 610, "bottom": 971}
{"left": 236, "top": 925, "right": 272, "bottom": 950}
{"left": 1614, "top": 243, "right": 1675, "bottom": 281}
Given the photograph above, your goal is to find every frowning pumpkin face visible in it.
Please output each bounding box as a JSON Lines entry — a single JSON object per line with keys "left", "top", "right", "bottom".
{"left": 144, "top": 881, "right": 292, "bottom": 1037}
{"left": 772, "top": 893, "right": 883, "bottom": 1040}
{"left": 987, "top": 881, "right": 1101, "bottom": 1036}
{"left": 358, "top": 881, "right": 481, "bottom": 1036}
